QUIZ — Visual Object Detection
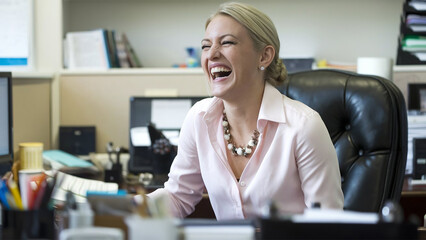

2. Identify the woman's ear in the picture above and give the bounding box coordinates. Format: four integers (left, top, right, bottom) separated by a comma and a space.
259, 45, 275, 68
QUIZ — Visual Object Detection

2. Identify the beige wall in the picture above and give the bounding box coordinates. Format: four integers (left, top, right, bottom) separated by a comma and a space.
11, 70, 426, 157
59, 73, 208, 153
12, 78, 51, 158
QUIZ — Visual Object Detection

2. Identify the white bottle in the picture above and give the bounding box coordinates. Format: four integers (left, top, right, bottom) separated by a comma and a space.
68, 202, 94, 229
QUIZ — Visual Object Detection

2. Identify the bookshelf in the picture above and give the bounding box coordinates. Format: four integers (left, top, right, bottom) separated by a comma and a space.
61, 0, 403, 69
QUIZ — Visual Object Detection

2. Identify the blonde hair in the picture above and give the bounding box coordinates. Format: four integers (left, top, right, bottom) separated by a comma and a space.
205, 2, 287, 86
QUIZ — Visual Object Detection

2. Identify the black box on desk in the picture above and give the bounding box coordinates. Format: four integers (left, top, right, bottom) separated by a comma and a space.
413, 138, 426, 179
59, 126, 96, 155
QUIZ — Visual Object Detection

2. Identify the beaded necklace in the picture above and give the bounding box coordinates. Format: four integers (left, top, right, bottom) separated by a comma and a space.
222, 111, 259, 158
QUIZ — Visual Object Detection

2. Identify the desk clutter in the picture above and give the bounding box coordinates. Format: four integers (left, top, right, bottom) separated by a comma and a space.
0, 140, 421, 239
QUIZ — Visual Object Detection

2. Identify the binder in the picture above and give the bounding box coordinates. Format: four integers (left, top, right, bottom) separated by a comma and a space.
65, 29, 111, 69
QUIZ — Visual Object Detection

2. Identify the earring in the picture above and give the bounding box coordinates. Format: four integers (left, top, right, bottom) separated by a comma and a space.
260, 66, 265, 71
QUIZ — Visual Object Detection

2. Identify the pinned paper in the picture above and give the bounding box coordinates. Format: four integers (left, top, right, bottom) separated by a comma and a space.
152, 99, 191, 129
162, 130, 180, 146
131, 127, 151, 147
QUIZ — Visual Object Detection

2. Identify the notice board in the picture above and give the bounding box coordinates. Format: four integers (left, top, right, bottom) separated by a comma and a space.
0, 0, 33, 70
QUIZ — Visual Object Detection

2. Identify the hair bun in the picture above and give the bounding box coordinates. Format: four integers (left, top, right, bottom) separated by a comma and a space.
269, 59, 287, 86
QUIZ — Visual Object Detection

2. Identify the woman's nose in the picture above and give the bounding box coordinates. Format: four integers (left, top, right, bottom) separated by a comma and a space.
207, 45, 220, 60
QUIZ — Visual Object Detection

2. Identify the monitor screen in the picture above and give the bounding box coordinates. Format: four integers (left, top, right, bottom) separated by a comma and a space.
408, 83, 426, 111
128, 96, 206, 176
0, 72, 13, 173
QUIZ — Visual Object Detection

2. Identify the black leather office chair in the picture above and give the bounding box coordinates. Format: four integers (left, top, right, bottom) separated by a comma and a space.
278, 69, 408, 212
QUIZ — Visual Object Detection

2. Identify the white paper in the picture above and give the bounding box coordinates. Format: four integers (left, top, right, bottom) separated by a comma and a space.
66, 29, 110, 70
410, 179, 426, 185
130, 127, 151, 147
125, 216, 178, 240
0, 0, 32, 69
409, 25, 426, 32
184, 226, 255, 240
415, 52, 426, 61
163, 130, 180, 146
52, 171, 118, 203
410, 2, 426, 11
292, 209, 379, 224
152, 100, 191, 129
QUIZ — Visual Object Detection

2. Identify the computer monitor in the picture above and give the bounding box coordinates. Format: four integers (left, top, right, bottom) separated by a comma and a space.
408, 83, 426, 111
0, 72, 13, 175
128, 96, 206, 175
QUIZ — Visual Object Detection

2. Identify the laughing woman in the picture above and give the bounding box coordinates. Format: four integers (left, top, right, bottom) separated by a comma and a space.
148, 2, 344, 220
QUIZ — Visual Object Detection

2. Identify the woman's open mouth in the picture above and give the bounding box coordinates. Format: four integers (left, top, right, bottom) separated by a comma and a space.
210, 66, 232, 80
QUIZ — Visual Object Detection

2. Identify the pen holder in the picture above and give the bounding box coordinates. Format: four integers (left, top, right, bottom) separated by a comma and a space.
2, 209, 55, 240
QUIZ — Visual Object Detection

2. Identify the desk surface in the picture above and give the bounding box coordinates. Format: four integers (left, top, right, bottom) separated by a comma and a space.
402, 178, 426, 195
400, 178, 426, 228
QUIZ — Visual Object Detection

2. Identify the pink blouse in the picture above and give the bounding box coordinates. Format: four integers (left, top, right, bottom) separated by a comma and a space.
149, 82, 344, 220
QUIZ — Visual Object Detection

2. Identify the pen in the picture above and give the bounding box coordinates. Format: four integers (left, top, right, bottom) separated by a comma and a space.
7, 179, 24, 210
5, 192, 17, 209
0, 180, 11, 209
33, 178, 48, 209
27, 173, 47, 210
39, 174, 59, 210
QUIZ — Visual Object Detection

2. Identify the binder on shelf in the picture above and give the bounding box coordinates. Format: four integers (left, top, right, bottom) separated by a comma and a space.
106, 30, 120, 68
122, 33, 143, 68
65, 29, 111, 70
114, 33, 131, 68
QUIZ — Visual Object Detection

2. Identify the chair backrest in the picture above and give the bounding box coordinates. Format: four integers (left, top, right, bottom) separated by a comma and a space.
278, 69, 408, 212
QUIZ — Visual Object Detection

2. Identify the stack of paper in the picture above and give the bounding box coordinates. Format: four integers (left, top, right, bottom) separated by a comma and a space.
409, 1, 426, 11
401, 9, 426, 61
43, 150, 93, 170
52, 171, 118, 203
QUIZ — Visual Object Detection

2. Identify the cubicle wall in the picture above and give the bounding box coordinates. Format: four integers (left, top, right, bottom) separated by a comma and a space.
59, 71, 209, 153
12, 78, 51, 156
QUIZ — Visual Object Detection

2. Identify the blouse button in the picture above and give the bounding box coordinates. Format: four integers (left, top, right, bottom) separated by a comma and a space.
240, 181, 246, 187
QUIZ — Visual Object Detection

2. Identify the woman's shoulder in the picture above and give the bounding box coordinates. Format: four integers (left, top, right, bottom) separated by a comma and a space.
281, 94, 321, 124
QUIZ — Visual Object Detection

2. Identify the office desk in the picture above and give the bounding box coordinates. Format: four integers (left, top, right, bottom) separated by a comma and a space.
400, 178, 426, 227
158, 178, 426, 223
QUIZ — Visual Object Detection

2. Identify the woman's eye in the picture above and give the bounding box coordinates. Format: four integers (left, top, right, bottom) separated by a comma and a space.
201, 45, 211, 50
222, 41, 235, 45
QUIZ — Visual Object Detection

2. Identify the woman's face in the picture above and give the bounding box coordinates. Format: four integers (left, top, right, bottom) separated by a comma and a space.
201, 15, 263, 100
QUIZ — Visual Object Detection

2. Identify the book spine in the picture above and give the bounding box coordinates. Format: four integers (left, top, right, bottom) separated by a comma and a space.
115, 33, 131, 68
122, 33, 142, 68
102, 29, 112, 69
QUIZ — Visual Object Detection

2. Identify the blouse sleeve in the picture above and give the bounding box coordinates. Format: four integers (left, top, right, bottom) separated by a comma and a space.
147, 105, 205, 218
295, 111, 344, 209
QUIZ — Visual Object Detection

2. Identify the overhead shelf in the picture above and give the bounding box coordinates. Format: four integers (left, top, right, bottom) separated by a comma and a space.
59, 68, 204, 76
